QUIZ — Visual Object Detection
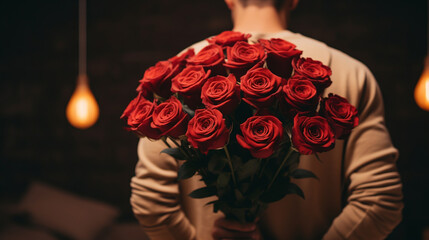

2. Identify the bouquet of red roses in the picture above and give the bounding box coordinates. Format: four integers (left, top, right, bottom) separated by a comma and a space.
122, 31, 359, 223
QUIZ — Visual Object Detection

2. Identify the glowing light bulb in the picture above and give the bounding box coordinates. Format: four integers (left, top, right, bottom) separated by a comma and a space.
66, 74, 99, 129
414, 58, 429, 111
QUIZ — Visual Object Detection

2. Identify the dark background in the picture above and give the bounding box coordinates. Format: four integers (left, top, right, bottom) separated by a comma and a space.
1, 0, 428, 239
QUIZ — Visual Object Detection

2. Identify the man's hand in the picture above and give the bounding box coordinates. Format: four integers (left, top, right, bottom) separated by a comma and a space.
211, 217, 262, 240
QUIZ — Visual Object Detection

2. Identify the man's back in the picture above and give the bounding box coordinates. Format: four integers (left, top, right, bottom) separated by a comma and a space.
130, 30, 403, 240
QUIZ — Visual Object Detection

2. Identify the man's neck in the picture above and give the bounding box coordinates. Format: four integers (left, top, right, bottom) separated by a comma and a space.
231, 5, 287, 33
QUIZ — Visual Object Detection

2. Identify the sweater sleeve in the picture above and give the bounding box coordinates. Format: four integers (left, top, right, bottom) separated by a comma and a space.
130, 138, 196, 240
323, 67, 403, 239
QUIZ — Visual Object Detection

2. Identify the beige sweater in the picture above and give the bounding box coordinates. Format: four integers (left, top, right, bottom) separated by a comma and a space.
130, 31, 403, 240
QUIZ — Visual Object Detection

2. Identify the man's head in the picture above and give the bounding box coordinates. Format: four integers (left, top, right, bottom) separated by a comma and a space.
224, 0, 299, 32
225, 0, 299, 12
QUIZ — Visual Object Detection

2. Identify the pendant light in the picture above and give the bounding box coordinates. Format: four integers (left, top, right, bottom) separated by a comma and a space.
66, 0, 99, 129
414, 0, 429, 111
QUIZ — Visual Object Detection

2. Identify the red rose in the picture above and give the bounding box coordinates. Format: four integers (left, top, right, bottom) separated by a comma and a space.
186, 108, 230, 154
151, 96, 190, 138
236, 115, 284, 159
240, 68, 284, 109
136, 81, 154, 101
259, 38, 302, 78
292, 57, 332, 92
171, 65, 211, 109
120, 92, 160, 139
139, 61, 180, 99
320, 93, 359, 139
292, 114, 335, 155
224, 41, 266, 78
168, 48, 195, 68
187, 44, 225, 75
201, 74, 241, 114
207, 31, 251, 47
282, 76, 319, 114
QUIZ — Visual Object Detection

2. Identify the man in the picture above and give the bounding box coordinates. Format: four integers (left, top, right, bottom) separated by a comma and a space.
130, 0, 403, 239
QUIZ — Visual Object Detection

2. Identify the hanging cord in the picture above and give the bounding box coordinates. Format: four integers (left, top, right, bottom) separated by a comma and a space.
79, 0, 87, 76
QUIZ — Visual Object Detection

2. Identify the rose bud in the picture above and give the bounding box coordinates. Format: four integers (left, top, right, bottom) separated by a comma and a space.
120, 92, 160, 139
282, 75, 319, 114
139, 60, 181, 99
186, 108, 230, 154
292, 114, 335, 155
201, 74, 241, 114
187, 44, 225, 76
292, 57, 332, 92
207, 31, 251, 47
136, 81, 154, 101
151, 96, 190, 139
236, 115, 284, 159
224, 41, 266, 78
168, 48, 195, 69
320, 93, 359, 139
259, 38, 302, 78
171, 65, 211, 109
240, 67, 284, 109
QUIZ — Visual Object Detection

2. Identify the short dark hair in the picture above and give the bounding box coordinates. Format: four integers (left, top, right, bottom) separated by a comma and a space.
238, 0, 286, 10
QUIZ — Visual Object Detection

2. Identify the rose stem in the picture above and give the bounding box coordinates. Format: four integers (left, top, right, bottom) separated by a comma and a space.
161, 137, 172, 148
188, 147, 210, 178
267, 147, 294, 190
168, 137, 190, 159
258, 158, 269, 179
223, 146, 237, 187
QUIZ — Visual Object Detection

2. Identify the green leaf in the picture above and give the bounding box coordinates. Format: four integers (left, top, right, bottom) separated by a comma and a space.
208, 154, 227, 173
246, 183, 264, 200
284, 151, 300, 169
239, 182, 251, 194
237, 158, 260, 181
260, 176, 291, 203
261, 181, 305, 202
189, 186, 217, 199
205, 200, 218, 206
216, 172, 231, 197
231, 155, 243, 169
234, 189, 244, 202
217, 172, 231, 188
177, 160, 199, 180
271, 141, 291, 159
161, 147, 186, 160
215, 201, 229, 213
213, 202, 219, 212
286, 182, 305, 199
291, 169, 318, 180
314, 153, 322, 163
230, 208, 247, 223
